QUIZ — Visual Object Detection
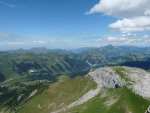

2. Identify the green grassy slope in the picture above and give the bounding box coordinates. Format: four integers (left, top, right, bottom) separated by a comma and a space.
1, 65, 150, 113
69, 88, 150, 113
0, 80, 50, 113
17, 68, 150, 113
17, 76, 96, 113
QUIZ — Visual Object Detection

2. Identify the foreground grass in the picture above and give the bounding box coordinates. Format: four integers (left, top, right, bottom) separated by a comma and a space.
69, 88, 150, 113
14, 67, 150, 113
17, 76, 96, 113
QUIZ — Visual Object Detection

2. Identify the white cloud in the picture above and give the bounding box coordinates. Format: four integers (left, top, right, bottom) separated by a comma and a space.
88, 0, 150, 17
88, 0, 150, 32
145, 10, 150, 16
144, 34, 149, 38
109, 16, 150, 32
97, 35, 150, 46
32, 40, 47, 44
121, 33, 137, 37
6, 41, 25, 45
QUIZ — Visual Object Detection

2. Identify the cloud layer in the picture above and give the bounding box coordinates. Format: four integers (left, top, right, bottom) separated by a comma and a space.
88, 0, 150, 17
88, 0, 150, 32
109, 16, 150, 32
97, 35, 150, 46
0, 32, 150, 50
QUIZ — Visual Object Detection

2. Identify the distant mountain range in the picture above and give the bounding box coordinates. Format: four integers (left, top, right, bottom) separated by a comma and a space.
1, 45, 150, 82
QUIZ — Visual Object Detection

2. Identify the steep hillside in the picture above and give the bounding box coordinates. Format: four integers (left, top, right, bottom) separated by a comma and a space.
69, 88, 150, 113
2, 66, 149, 113
0, 51, 90, 82
16, 76, 96, 113
68, 67, 150, 113
78, 45, 150, 68
0, 80, 50, 113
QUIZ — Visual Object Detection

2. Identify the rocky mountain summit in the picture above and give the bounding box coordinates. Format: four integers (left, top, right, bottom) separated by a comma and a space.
50, 66, 150, 113
89, 67, 150, 99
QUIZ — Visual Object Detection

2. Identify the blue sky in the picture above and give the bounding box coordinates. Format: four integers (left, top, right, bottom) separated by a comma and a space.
0, 0, 150, 50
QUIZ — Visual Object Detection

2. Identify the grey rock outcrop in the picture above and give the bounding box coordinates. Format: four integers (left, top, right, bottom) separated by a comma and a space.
89, 67, 125, 89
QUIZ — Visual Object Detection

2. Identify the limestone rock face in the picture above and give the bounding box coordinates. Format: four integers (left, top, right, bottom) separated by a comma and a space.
125, 67, 150, 99
89, 67, 125, 89
89, 67, 150, 99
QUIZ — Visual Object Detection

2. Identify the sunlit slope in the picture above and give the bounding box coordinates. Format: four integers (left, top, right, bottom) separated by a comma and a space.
1, 66, 150, 113
18, 66, 150, 113
69, 88, 150, 113
17, 76, 96, 113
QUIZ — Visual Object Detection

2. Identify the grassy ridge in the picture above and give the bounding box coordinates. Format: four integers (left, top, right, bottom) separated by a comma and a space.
69, 88, 150, 113
17, 76, 96, 113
